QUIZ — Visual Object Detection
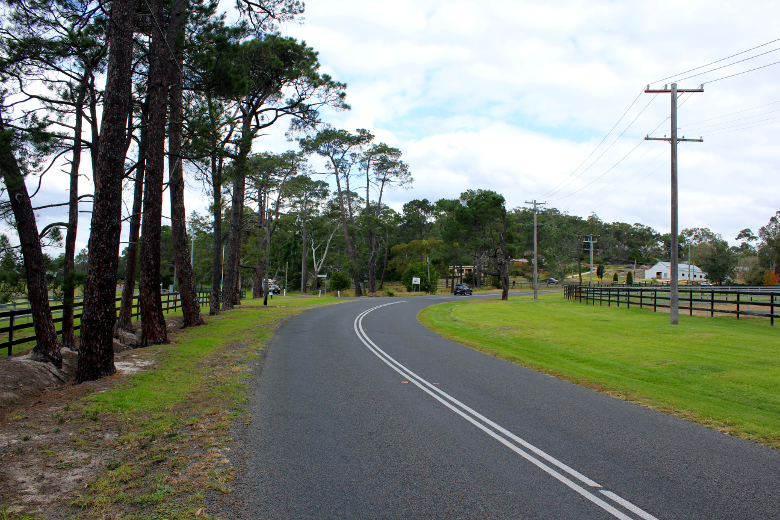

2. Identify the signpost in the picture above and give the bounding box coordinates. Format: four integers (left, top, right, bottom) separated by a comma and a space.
412, 277, 421, 292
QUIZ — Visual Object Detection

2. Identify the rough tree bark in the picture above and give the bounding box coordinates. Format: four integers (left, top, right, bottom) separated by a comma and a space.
209, 152, 223, 315
300, 220, 308, 293
0, 115, 61, 366
61, 77, 89, 351
222, 124, 250, 310
114, 101, 147, 335
167, 5, 203, 328
138, 0, 171, 346
75, 0, 137, 382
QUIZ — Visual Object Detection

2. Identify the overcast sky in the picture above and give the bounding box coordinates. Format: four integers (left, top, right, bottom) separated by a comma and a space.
263, 0, 780, 244
16, 0, 780, 256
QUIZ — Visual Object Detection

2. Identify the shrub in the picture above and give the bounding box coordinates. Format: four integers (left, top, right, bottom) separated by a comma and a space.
613, 272, 618, 282
329, 271, 350, 291
401, 262, 436, 293
626, 271, 634, 285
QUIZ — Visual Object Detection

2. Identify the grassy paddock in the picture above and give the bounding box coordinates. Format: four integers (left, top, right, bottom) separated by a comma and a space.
35, 296, 340, 519
418, 294, 780, 448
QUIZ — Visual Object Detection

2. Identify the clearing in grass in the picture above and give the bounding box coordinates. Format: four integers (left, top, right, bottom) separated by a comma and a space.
418, 293, 780, 448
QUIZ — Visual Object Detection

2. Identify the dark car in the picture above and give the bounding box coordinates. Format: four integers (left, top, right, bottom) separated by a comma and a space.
453, 284, 472, 296
541, 278, 559, 284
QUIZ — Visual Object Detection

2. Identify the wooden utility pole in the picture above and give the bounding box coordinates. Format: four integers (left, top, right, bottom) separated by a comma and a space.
583, 235, 597, 287
525, 200, 546, 300
645, 82, 703, 325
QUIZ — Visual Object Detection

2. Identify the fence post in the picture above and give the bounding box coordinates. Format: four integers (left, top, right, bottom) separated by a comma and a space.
771, 294, 774, 327
689, 290, 693, 316
8, 314, 13, 356
736, 292, 740, 320
711, 291, 714, 317
653, 290, 657, 313
627, 288, 631, 309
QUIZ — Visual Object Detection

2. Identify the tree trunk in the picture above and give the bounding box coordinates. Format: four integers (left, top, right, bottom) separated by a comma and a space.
263, 215, 271, 306
0, 115, 61, 367
167, 10, 202, 328
76, 0, 137, 382
253, 191, 265, 299
222, 119, 251, 310
114, 102, 147, 335
300, 221, 308, 293
233, 253, 242, 305
378, 231, 389, 290
138, 0, 170, 346
332, 170, 361, 296
61, 77, 89, 351
209, 154, 222, 315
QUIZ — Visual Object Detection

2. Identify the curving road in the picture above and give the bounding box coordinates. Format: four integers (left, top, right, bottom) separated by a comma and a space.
212, 293, 780, 519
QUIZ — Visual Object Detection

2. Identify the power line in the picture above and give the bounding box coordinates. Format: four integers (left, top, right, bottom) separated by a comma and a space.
682, 112, 780, 133
537, 89, 645, 199
699, 117, 780, 137
673, 46, 780, 83
650, 37, 780, 85
681, 100, 780, 127
544, 93, 658, 199
705, 58, 780, 83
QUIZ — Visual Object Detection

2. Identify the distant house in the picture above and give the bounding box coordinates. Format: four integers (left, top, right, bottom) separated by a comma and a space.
645, 261, 707, 282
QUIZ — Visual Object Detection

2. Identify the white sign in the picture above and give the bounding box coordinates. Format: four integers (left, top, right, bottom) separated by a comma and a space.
412, 277, 421, 284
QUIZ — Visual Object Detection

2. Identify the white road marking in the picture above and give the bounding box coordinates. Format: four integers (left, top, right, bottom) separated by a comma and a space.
354, 302, 659, 520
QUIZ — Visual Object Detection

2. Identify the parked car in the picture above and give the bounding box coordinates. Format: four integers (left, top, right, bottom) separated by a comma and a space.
263, 281, 281, 294
453, 284, 472, 296
541, 278, 559, 284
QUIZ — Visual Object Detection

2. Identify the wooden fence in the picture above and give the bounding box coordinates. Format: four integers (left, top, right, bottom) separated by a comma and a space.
564, 284, 779, 325
1, 290, 245, 356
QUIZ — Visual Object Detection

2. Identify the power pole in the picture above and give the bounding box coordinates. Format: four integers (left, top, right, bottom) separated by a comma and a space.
645, 82, 703, 324
525, 200, 546, 300
583, 235, 597, 287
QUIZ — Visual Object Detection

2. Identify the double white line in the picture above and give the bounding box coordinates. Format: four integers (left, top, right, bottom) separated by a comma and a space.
354, 302, 659, 520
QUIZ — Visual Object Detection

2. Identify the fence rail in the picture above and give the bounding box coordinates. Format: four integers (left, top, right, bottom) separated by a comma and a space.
1, 290, 245, 356
564, 284, 779, 325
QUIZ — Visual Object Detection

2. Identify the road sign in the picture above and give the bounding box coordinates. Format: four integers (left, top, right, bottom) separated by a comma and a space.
412, 277, 421, 284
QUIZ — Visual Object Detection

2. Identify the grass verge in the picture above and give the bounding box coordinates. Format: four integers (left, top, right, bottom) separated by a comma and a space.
418, 293, 780, 448
2, 296, 340, 519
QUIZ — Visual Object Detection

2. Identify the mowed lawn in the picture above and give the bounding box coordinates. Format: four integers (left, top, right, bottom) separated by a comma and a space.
418, 294, 780, 448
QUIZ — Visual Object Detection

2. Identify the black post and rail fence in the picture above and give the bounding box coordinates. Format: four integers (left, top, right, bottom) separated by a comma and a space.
564, 283, 778, 325
1, 290, 245, 356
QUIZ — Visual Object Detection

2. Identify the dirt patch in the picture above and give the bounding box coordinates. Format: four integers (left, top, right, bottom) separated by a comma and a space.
0, 315, 196, 518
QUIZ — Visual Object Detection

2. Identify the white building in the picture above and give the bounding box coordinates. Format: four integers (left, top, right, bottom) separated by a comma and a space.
645, 261, 707, 282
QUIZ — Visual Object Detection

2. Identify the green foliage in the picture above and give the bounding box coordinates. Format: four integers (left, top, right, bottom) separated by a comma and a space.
401, 262, 435, 293
626, 271, 633, 285
596, 263, 605, 280
612, 272, 618, 282
698, 239, 738, 285
328, 271, 350, 291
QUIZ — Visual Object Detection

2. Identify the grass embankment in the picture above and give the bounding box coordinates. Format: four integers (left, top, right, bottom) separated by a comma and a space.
418, 294, 780, 448
3, 296, 340, 519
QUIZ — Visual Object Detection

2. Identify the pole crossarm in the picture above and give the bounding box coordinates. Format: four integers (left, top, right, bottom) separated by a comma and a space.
645, 85, 704, 93
645, 136, 703, 142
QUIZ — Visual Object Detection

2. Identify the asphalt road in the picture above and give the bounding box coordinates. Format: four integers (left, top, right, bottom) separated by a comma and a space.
212, 292, 780, 519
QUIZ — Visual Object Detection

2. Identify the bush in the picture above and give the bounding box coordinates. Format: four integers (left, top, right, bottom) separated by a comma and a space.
401, 262, 436, 293
626, 271, 634, 285
613, 272, 618, 282
384, 289, 395, 297
329, 271, 350, 291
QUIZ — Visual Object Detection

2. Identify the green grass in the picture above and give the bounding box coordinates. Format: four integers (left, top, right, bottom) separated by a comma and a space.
418, 293, 780, 448
66, 296, 342, 518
